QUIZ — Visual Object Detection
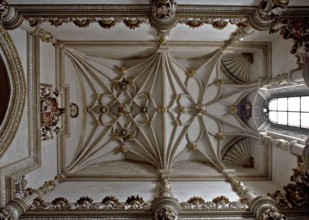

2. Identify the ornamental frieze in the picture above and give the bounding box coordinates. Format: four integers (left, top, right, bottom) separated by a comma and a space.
29, 195, 248, 212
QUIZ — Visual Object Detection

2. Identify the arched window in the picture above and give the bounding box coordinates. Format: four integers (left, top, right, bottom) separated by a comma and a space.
267, 96, 309, 129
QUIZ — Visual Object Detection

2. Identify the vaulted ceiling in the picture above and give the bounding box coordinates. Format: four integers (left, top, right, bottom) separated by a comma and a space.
1, 0, 309, 219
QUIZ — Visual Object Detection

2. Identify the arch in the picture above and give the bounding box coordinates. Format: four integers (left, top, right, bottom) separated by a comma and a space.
0, 26, 26, 157
0, 55, 10, 125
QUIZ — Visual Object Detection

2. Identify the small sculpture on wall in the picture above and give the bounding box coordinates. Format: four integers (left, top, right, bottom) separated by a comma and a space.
40, 83, 65, 141
151, 0, 177, 20
238, 99, 252, 122
69, 103, 79, 118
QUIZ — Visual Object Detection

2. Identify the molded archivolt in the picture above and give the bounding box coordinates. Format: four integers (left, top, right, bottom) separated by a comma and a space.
222, 138, 254, 169
221, 53, 254, 84
0, 55, 10, 125
0, 26, 26, 157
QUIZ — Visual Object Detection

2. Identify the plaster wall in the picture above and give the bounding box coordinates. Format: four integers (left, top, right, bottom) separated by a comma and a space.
271, 36, 298, 78
272, 145, 297, 190
244, 145, 297, 197
26, 42, 58, 188
0, 28, 28, 167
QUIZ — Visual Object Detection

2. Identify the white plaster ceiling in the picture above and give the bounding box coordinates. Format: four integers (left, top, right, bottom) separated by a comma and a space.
20, 0, 290, 182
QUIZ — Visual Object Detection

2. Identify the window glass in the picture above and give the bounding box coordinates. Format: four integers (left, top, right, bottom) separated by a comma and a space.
301, 97, 309, 111
288, 112, 300, 127
278, 112, 287, 125
288, 97, 300, 111
269, 99, 277, 110
269, 112, 277, 123
277, 98, 287, 111
268, 96, 308, 129
301, 113, 309, 128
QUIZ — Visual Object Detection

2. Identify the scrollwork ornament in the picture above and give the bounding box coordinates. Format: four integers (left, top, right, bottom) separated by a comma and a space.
98, 18, 116, 29
101, 196, 121, 208
76, 196, 93, 209
155, 205, 178, 220
0, 208, 11, 220
151, 0, 177, 21
123, 18, 143, 30
73, 18, 90, 28
260, 208, 287, 220
125, 195, 145, 209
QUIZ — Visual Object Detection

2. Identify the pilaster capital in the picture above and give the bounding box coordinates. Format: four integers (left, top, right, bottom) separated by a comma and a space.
249, 0, 289, 31
0, 193, 39, 220
249, 196, 286, 219
0, 1, 24, 30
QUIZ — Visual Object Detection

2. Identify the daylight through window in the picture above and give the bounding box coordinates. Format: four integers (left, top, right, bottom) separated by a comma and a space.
268, 96, 309, 129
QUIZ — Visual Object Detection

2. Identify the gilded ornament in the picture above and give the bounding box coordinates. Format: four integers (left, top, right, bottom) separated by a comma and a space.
28, 18, 41, 27
118, 103, 131, 115
98, 19, 116, 29
187, 69, 196, 77
101, 196, 120, 208
119, 145, 128, 153
212, 20, 228, 30
73, 18, 90, 28
229, 106, 238, 114
260, 208, 287, 220
186, 19, 204, 29
119, 66, 127, 74
76, 196, 93, 208
212, 196, 230, 205
155, 205, 178, 220
126, 195, 144, 208
151, 0, 177, 20
32, 198, 47, 208
49, 18, 65, 27
179, 106, 185, 114
187, 196, 205, 207
96, 120, 102, 126
141, 106, 148, 113
216, 132, 226, 140
100, 106, 109, 113
215, 79, 225, 87
123, 18, 142, 30
41, 32, 52, 42
51, 197, 69, 207
195, 104, 207, 115
188, 142, 197, 150
113, 134, 120, 141
69, 103, 79, 118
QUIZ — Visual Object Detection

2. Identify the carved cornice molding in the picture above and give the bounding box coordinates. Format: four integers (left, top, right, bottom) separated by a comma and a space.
10, 3, 309, 33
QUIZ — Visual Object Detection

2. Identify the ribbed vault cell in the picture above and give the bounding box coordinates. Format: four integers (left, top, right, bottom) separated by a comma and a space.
61, 45, 263, 179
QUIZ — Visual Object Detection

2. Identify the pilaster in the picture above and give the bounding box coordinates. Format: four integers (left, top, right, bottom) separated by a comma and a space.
223, 170, 286, 220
